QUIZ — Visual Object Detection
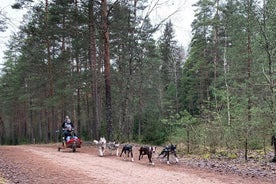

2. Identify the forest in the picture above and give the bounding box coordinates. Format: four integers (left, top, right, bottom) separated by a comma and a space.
0, 0, 276, 161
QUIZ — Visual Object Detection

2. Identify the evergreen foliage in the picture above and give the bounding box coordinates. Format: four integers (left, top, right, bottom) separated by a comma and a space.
0, 0, 275, 159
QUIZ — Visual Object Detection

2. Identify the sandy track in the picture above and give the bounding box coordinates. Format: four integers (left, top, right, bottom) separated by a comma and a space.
0, 144, 273, 184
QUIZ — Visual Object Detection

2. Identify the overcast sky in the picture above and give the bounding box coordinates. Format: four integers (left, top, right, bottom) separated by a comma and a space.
149, 0, 195, 47
0, 0, 196, 67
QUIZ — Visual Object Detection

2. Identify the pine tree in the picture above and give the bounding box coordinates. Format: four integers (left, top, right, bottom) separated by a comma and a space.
159, 20, 183, 116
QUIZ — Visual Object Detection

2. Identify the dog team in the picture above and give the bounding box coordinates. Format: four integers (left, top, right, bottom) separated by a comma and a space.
93, 137, 179, 165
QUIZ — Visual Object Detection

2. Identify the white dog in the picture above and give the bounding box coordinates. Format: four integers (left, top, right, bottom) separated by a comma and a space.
93, 137, 119, 156
93, 137, 106, 156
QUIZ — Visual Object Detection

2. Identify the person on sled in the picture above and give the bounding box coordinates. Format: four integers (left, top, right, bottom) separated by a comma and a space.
61, 115, 74, 142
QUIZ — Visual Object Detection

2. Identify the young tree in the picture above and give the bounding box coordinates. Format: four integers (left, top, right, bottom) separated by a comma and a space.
159, 20, 183, 115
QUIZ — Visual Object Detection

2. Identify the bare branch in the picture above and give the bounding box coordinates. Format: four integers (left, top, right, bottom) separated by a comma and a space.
262, 64, 271, 84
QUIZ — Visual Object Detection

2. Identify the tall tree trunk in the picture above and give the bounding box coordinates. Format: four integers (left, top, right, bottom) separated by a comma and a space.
173, 57, 179, 114
45, 0, 54, 143
245, 0, 253, 161
89, 0, 100, 140
74, 0, 82, 135
187, 128, 190, 154
120, 0, 137, 141
102, 0, 113, 141
45, 0, 53, 97
213, 0, 219, 111
0, 117, 5, 144
223, 26, 231, 126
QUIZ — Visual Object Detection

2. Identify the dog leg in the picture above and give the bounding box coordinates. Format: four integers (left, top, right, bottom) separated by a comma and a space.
116, 148, 119, 156
121, 150, 126, 160
148, 153, 154, 165
131, 151, 134, 161
166, 153, 170, 164
99, 148, 103, 157
123, 150, 127, 160
120, 148, 124, 157
174, 152, 179, 163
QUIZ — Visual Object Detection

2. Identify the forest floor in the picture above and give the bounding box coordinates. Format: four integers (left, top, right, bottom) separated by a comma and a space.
0, 143, 275, 184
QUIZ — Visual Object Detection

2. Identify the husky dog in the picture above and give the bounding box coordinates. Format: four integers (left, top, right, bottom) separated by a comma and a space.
106, 141, 120, 156
93, 137, 120, 156
158, 144, 179, 164
93, 137, 107, 156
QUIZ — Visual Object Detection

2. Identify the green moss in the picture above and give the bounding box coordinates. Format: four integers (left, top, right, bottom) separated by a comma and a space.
256, 150, 265, 155
227, 153, 238, 159
203, 153, 211, 159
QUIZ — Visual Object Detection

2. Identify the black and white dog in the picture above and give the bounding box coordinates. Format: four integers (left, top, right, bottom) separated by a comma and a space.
158, 144, 179, 164
93, 137, 119, 156
138, 146, 156, 165
106, 140, 120, 156
120, 144, 134, 161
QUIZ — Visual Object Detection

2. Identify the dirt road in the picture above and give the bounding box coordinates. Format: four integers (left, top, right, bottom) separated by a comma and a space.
0, 144, 274, 184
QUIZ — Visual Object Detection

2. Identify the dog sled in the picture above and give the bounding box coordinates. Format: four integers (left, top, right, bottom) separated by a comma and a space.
58, 128, 82, 152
